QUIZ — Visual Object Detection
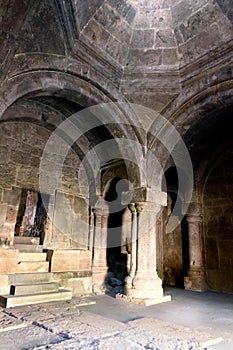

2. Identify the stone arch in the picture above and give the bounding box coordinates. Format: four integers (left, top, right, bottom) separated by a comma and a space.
101, 159, 142, 195
148, 79, 233, 149
160, 81, 233, 293
0, 70, 113, 118
147, 80, 233, 213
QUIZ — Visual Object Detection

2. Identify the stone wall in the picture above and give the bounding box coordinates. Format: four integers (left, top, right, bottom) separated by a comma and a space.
203, 150, 233, 293
0, 121, 89, 248
51, 191, 89, 250
0, 122, 50, 193
0, 187, 21, 244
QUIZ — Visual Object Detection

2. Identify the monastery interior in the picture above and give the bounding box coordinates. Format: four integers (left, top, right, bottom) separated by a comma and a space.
0, 0, 233, 308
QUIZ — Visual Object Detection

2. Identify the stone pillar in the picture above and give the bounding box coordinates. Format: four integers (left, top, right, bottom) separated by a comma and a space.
43, 194, 54, 248
125, 203, 137, 294
127, 202, 170, 305
88, 208, 94, 252
184, 203, 207, 292
121, 206, 132, 255
156, 216, 164, 280
92, 206, 109, 293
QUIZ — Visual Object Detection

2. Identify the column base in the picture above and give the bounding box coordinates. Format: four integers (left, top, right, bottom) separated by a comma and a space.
124, 273, 171, 305
92, 266, 108, 294
184, 268, 207, 292
116, 293, 171, 306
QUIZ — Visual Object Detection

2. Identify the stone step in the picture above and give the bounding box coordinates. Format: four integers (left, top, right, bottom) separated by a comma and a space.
8, 272, 52, 284
17, 261, 49, 273
0, 289, 72, 308
10, 282, 59, 295
18, 252, 47, 262
13, 244, 44, 253
13, 237, 40, 245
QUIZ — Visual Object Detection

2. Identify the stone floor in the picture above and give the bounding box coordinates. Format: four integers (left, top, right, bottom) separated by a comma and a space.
0, 287, 232, 350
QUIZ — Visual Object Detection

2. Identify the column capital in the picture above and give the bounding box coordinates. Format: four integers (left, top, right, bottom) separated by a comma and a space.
135, 202, 144, 213
186, 214, 202, 223
92, 207, 109, 217
135, 201, 162, 215
186, 202, 202, 223
128, 203, 137, 213
90, 195, 109, 216
186, 202, 202, 216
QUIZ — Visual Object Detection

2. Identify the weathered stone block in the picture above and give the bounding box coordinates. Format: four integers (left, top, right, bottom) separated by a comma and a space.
10, 150, 28, 165
171, 1, 193, 25
0, 165, 17, 189
16, 166, 39, 189
65, 277, 92, 296
128, 48, 162, 67
0, 248, 19, 274
5, 205, 18, 224
134, 12, 150, 28
163, 48, 179, 65
108, 0, 137, 25
156, 28, 176, 47
131, 29, 155, 49
107, 36, 129, 66
0, 204, 7, 224
151, 9, 172, 28
82, 19, 110, 48
2, 187, 22, 206
94, 3, 118, 30
124, 6, 137, 24
75, 0, 105, 31
0, 146, 9, 164
48, 249, 92, 272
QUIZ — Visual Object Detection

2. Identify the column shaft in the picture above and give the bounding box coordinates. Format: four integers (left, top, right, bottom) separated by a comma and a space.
92, 208, 108, 293
184, 208, 207, 292
125, 203, 137, 292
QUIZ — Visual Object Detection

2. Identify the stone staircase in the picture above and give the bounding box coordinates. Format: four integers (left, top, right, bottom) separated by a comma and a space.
0, 237, 72, 308
13, 236, 44, 253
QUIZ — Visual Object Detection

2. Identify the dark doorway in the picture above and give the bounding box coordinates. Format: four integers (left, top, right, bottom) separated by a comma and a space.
163, 166, 190, 289
104, 177, 129, 292
181, 216, 190, 282
32, 193, 50, 245
14, 190, 49, 245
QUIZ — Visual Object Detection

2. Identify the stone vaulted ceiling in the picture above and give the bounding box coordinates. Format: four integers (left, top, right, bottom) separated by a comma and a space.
0, 0, 233, 112
78, 0, 233, 70
1, 0, 233, 71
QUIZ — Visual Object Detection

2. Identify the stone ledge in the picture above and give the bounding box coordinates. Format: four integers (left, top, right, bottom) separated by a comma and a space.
51, 271, 92, 278
116, 293, 171, 306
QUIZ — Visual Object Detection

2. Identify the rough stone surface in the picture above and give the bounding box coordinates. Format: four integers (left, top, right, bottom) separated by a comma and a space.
0, 295, 222, 350
0, 325, 63, 350
0, 311, 28, 332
